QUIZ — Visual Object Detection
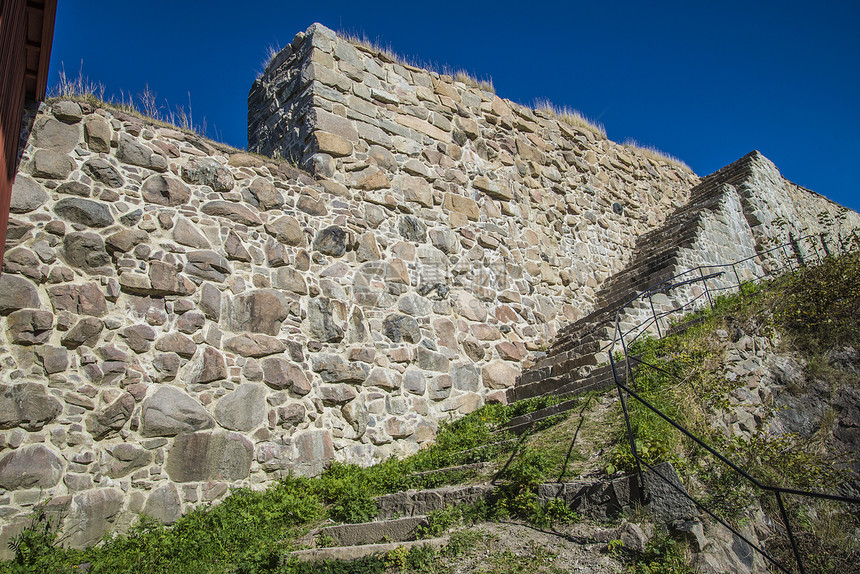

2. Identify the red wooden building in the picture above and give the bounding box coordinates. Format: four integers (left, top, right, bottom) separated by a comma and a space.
1, 0, 57, 276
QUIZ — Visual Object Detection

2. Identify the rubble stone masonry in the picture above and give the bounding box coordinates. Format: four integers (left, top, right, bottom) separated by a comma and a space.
0, 23, 856, 551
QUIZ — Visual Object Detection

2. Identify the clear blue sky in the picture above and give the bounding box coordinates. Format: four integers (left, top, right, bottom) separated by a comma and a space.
49, 1, 859, 212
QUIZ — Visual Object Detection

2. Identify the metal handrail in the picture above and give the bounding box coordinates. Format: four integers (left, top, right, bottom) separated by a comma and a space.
607, 231, 860, 574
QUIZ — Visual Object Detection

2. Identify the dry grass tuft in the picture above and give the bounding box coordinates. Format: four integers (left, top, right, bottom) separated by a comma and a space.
534, 99, 606, 138
50, 62, 213, 139
622, 138, 691, 171
48, 61, 238, 146
452, 70, 495, 93
341, 31, 408, 67
341, 31, 495, 93
257, 43, 284, 78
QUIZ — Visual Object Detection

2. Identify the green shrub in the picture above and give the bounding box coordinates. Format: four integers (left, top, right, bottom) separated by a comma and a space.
5, 503, 62, 572
610, 535, 694, 574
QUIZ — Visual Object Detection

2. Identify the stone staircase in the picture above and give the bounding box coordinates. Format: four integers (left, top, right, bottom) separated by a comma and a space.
285, 391, 640, 565
509, 152, 763, 403
285, 477, 639, 565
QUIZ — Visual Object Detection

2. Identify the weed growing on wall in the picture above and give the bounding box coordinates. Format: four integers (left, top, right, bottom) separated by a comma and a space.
621, 139, 691, 171
533, 99, 607, 139
49, 62, 212, 139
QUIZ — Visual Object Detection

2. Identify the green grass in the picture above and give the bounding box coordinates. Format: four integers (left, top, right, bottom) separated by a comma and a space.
609, 535, 695, 574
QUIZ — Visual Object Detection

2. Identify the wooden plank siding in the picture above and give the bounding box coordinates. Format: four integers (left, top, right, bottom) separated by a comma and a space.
0, 0, 56, 276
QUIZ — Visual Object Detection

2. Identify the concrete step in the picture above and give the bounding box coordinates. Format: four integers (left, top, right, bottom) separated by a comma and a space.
504, 397, 586, 435
318, 515, 429, 547
375, 484, 496, 520
289, 536, 450, 563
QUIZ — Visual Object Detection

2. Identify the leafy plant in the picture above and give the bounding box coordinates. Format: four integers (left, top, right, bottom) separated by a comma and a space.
610, 535, 694, 574
6, 502, 62, 571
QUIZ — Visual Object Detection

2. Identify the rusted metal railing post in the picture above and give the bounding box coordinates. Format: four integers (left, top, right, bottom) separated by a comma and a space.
732, 263, 744, 297
647, 293, 662, 339
699, 266, 714, 310
775, 491, 806, 574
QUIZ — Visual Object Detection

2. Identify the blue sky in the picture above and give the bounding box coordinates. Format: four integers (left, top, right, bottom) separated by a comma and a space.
49, 1, 859, 212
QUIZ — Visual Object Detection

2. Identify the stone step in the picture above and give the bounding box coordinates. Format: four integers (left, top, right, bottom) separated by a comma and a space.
287, 472, 643, 563
374, 484, 496, 520
515, 158, 755, 409
289, 537, 450, 563
508, 376, 566, 402
318, 515, 429, 547
504, 397, 586, 435
373, 476, 638, 523
547, 352, 600, 377
548, 330, 611, 357
596, 265, 680, 297
549, 364, 626, 398
595, 265, 683, 300
602, 250, 682, 280
531, 337, 606, 371
537, 476, 640, 519
517, 365, 550, 386
510, 362, 599, 402
553, 323, 609, 349
512, 362, 617, 403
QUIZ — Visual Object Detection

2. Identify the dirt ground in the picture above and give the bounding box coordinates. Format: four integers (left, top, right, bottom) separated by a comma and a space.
435, 520, 628, 573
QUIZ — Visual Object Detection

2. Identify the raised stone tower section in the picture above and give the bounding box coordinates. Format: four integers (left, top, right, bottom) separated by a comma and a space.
248, 23, 700, 322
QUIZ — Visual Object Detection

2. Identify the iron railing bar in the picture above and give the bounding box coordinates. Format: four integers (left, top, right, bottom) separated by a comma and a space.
641, 269, 716, 299
634, 456, 794, 574
775, 490, 806, 574
626, 234, 815, 309
626, 355, 693, 384
611, 314, 644, 488
650, 271, 725, 295
615, 378, 860, 505
653, 291, 707, 321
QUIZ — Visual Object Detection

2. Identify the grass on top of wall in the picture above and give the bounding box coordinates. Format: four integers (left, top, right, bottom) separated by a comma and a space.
45, 66, 305, 171
338, 31, 495, 94
533, 99, 607, 139
621, 139, 691, 171
50, 62, 214, 140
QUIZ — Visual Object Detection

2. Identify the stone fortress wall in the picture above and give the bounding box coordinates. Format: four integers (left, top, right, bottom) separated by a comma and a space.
0, 22, 856, 551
